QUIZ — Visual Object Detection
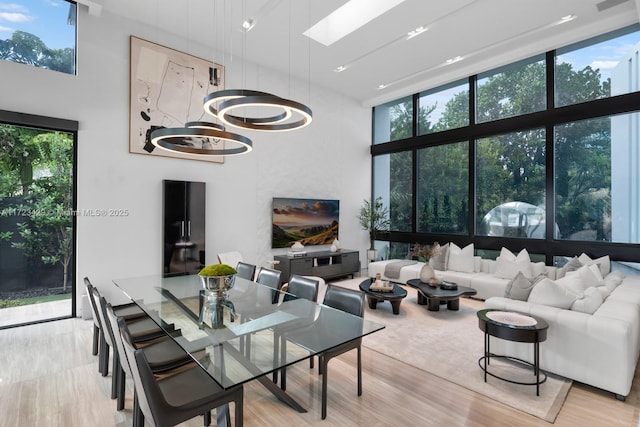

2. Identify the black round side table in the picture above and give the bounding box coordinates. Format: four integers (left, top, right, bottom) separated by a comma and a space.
477, 308, 549, 396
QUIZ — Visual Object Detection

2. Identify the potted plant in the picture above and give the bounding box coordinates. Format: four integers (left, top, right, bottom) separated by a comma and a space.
199, 263, 237, 292
198, 263, 237, 329
357, 196, 390, 261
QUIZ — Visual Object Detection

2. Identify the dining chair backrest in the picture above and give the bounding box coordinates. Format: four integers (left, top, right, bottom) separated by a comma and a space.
89, 285, 114, 347
236, 261, 256, 281
322, 284, 365, 318
84, 277, 101, 329
256, 267, 282, 290
106, 303, 133, 378
283, 275, 319, 303
217, 251, 243, 267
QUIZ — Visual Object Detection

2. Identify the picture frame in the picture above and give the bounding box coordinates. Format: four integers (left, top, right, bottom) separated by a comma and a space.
129, 36, 225, 163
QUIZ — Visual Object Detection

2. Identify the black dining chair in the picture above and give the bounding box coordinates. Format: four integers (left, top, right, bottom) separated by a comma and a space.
236, 261, 256, 281
105, 301, 202, 411
119, 317, 244, 427
84, 277, 146, 372
273, 275, 319, 385
90, 283, 175, 401
256, 266, 283, 304
281, 284, 365, 419
317, 285, 365, 419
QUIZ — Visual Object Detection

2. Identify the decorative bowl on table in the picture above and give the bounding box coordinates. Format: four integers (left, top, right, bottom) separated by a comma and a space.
199, 263, 237, 292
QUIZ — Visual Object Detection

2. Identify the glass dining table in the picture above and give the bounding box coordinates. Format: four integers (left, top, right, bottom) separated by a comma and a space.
113, 274, 385, 420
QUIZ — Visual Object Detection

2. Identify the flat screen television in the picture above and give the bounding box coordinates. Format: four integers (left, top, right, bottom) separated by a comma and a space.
272, 197, 339, 248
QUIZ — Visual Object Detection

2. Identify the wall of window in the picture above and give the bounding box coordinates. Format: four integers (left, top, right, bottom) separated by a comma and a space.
371, 24, 640, 264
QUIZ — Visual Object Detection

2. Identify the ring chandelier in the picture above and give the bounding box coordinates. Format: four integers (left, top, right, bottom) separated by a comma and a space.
150, 121, 253, 156
203, 89, 313, 132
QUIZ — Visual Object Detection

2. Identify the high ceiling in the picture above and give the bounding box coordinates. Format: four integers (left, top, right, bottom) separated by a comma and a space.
90, 0, 639, 106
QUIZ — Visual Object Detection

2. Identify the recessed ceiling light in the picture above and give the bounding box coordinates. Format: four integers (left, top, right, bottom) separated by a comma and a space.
334, 65, 348, 73
407, 26, 427, 40
445, 56, 464, 65
303, 0, 407, 46
559, 14, 576, 24
377, 84, 387, 90
242, 19, 255, 32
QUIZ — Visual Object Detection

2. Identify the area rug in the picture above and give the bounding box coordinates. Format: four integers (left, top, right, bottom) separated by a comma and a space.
326, 278, 572, 423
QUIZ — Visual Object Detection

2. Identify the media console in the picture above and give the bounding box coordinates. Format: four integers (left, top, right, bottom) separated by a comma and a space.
273, 249, 360, 284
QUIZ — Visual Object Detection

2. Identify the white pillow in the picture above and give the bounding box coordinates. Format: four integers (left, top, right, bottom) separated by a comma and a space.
447, 243, 475, 273
571, 287, 604, 314
565, 264, 603, 290
603, 272, 623, 292
531, 261, 547, 277
555, 272, 587, 297
595, 285, 611, 300
494, 248, 533, 279
528, 278, 581, 309
578, 253, 611, 277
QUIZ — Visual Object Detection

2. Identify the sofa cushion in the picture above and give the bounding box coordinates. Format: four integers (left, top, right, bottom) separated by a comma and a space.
428, 242, 449, 271
571, 287, 604, 314
578, 253, 611, 277
528, 278, 580, 309
504, 271, 544, 301
447, 243, 475, 273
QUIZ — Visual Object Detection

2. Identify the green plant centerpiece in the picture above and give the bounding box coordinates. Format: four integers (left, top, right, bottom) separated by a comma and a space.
357, 196, 390, 260
198, 263, 237, 329
199, 263, 238, 292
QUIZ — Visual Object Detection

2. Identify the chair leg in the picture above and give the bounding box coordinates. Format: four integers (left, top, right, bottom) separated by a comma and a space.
116, 366, 126, 411
133, 392, 144, 427
272, 331, 279, 384
203, 410, 211, 426
92, 325, 100, 355
357, 346, 362, 396
111, 354, 120, 399
280, 337, 287, 391
321, 358, 329, 420
310, 354, 314, 369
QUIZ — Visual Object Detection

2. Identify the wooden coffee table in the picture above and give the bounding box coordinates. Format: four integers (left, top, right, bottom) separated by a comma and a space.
359, 278, 407, 315
406, 279, 477, 311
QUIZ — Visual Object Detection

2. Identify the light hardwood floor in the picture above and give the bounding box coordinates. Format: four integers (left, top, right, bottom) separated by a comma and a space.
0, 317, 639, 427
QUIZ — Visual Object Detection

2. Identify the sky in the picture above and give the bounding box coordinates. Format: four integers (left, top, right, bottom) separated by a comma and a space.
0, 0, 75, 50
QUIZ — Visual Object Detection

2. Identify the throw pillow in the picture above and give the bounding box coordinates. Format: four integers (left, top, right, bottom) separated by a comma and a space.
578, 253, 611, 277
565, 264, 603, 290
531, 261, 547, 277
571, 287, 604, 315
447, 242, 475, 273
504, 271, 544, 301
494, 248, 533, 279
603, 272, 623, 292
528, 278, 581, 309
557, 256, 583, 279
428, 242, 449, 271
555, 273, 587, 297
595, 285, 611, 300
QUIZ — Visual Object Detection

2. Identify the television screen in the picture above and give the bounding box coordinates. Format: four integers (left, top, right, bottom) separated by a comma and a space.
272, 198, 339, 248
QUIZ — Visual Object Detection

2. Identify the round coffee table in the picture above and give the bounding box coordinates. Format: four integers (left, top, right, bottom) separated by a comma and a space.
359, 278, 407, 315
477, 309, 549, 396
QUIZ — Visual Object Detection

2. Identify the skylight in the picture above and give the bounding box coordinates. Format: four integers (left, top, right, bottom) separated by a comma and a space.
303, 0, 407, 46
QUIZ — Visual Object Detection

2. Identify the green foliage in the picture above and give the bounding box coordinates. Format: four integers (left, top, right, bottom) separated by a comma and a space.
3, 130, 74, 290
0, 31, 74, 74
357, 197, 390, 249
0, 298, 23, 308
199, 264, 237, 276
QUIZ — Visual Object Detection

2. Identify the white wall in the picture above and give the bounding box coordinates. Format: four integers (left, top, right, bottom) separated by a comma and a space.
0, 10, 371, 309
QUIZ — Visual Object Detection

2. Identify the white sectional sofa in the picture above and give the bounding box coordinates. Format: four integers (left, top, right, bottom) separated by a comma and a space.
369, 245, 640, 399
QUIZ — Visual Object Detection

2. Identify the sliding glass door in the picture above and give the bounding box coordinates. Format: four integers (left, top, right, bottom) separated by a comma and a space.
0, 120, 76, 328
